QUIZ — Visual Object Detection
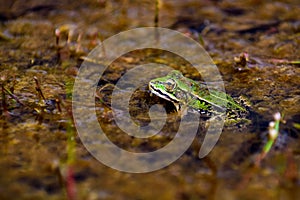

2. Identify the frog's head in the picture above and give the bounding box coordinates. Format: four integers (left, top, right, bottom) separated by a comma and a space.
148, 71, 181, 104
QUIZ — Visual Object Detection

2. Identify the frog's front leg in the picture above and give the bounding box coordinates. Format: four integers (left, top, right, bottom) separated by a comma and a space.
177, 98, 207, 116
172, 102, 189, 116
188, 98, 211, 112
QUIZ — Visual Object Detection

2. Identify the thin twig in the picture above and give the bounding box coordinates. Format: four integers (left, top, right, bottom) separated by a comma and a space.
1, 84, 9, 117
3, 87, 24, 106
34, 76, 46, 100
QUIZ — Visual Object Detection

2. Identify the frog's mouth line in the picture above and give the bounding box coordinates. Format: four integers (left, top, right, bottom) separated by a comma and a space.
149, 84, 180, 103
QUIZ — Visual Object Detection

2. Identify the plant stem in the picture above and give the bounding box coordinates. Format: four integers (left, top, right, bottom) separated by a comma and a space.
154, 0, 160, 27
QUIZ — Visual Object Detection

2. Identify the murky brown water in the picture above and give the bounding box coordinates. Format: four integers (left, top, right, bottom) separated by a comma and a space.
0, 0, 299, 199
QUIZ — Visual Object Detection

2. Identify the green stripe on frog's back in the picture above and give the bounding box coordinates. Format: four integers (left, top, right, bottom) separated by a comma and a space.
208, 90, 246, 111
172, 71, 246, 112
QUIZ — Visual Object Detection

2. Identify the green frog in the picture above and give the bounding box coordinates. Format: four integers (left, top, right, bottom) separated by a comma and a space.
149, 70, 250, 125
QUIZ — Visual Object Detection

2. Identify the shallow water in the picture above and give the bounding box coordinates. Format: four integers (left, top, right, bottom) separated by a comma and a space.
0, 0, 299, 199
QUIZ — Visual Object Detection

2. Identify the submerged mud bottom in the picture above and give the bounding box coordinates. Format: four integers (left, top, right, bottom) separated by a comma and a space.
1, 0, 300, 199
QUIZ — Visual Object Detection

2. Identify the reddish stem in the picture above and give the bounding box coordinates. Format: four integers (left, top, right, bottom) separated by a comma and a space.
66, 166, 76, 200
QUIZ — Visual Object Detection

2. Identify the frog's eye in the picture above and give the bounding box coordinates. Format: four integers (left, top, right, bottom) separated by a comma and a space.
165, 79, 176, 91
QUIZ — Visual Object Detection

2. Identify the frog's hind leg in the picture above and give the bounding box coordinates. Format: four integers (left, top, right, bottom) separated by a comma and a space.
205, 114, 226, 129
